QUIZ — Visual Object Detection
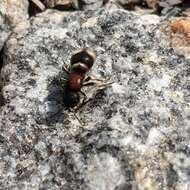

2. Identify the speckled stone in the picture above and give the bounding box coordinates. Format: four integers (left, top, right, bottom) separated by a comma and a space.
0, 3, 190, 190
0, 0, 29, 27
0, 0, 29, 53
0, 11, 10, 51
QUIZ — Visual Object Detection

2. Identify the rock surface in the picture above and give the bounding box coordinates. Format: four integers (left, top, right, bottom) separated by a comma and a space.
0, 0, 29, 55
0, 0, 29, 27
0, 3, 190, 190
0, 12, 10, 52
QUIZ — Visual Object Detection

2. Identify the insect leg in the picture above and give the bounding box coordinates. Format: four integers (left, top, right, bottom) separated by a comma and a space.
83, 75, 113, 87
69, 108, 85, 126
73, 90, 89, 112
62, 63, 70, 75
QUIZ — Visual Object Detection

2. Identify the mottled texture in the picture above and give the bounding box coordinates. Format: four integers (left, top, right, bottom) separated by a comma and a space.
0, 0, 29, 53
0, 4, 190, 190
0, 12, 10, 51
0, 0, 29, 27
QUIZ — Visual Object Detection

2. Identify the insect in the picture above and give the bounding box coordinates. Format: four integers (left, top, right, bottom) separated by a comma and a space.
62, 48, 111, 109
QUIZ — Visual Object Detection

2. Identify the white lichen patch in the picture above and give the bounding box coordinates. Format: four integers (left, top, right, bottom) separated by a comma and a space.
85, 153, 125, 190
144, 51, 162, 65
163, 90, 184, 103
82, 17, 97, 28
139, 14, 160, 25
111, 83, 126, 94
149, 74, 171, 91
38, 163, 50, 180
108, 114, 128, 132
146, 128, 165, 147
8, 96, 31, 114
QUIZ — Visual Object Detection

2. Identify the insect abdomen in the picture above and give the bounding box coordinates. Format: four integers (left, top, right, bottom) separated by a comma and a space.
67, 73, 84, 92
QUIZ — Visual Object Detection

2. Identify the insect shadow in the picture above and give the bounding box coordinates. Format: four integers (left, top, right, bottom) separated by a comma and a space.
41, 74, 67, 125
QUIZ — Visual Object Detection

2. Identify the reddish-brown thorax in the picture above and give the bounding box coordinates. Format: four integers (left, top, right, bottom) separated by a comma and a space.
67, 73, 85, 92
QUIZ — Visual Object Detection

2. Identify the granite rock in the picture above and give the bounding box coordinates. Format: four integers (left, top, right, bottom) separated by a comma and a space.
0, 3, 190, 190
0, 0, 29, 56
0, 0, 29, 27
0, 10, 10, 52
